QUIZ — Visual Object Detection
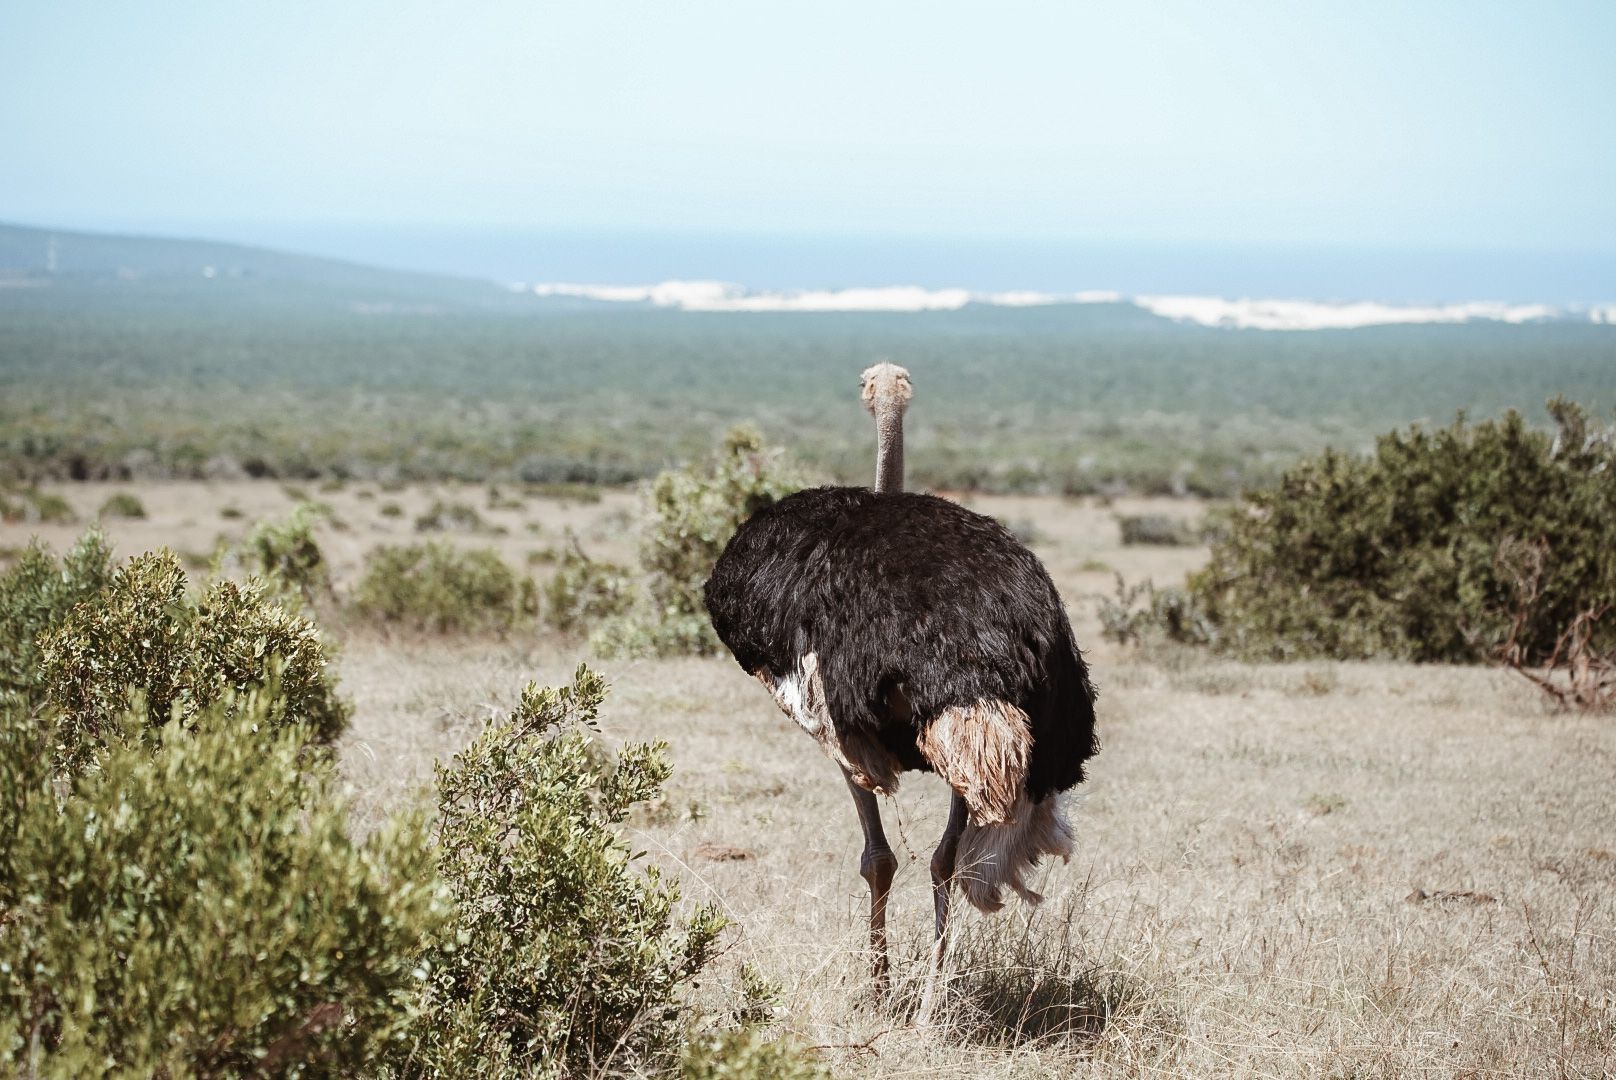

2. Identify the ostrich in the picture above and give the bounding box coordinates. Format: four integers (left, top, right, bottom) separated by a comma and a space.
703, 363, 1098, 1024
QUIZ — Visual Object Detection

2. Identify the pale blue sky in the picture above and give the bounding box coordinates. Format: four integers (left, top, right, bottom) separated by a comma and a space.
2, 1, 1613, 252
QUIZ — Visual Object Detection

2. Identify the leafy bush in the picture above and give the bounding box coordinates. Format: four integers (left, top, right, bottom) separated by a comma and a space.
415, 499, 501, 534
396, 665, 725, 1077
680, 1030, 828, 1080
541, 538, 636, 635
37, 551, 348, 773
1116, 513, 1200, 547
587, 427, 805, 658
97, 491, 147, 519
0, 488, 75, 525
352, 542, 537, 634
1097, 576, 1217, 649
525, 481, 604, 503
0, 530, 113, 706
0, 693, 442, 1077
217, 503, 331, 602
1184, 400, 1616, 663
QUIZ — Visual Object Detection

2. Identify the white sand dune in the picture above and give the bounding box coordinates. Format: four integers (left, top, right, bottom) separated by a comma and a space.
526, 280, 1610, 329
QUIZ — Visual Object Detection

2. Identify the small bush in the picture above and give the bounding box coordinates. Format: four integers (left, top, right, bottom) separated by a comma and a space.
1186, 400, 1616, 663
588, 427, 805, 659
525, 481, 603, 503
379, 500, 404, 518
395, 666, 725, 1077
0, 488, 75, 525
1116, 513, 1199, 547
1097, 575, 1217, 649
352, 542, 537, 634
0, 530, 113, 706
415, 499, 501, 534
680, 1029, 828, 1080
542, 538, 636, 634
97, 491, 147, 519
0, 693, 442, 1076
485, 484, 525, 510
37, 551, 348, 773
219, 503, 331, 602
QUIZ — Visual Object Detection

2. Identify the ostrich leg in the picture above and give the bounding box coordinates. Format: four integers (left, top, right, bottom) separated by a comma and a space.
844, 770, 898, 993
915, 791, 969, 1027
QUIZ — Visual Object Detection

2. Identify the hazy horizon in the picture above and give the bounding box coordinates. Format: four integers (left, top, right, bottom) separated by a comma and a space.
10, 215, 1616, 307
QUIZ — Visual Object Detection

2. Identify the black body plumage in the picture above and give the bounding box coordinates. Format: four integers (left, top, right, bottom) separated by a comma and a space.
704, 486, 1098, 800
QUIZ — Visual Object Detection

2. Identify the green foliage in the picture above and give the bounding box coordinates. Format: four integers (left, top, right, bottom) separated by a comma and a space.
0, 488, 75, 524
96, 491, 146, 519
589, 427, 805, 659
525, 481, 604, 503
219, 503, 331, 602
1185, 401, 1616, 662
0, 693, 443, 1078
541, 538, 636, 634
1097, 576, 1217, 650
680, 1030, 829, 1080
397, 665, 726, 1077
415, 499, 500, 534
6, 263, 1611, 496
352, 542, 537, 634
37, 551, 348, 772
0, 530, 113, 706
642, 426, 805, 623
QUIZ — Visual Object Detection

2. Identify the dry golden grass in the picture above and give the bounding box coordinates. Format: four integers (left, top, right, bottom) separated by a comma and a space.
5, 483, 1613, 1078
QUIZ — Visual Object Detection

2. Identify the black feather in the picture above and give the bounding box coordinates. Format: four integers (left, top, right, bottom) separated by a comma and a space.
703, 486, 1098, 799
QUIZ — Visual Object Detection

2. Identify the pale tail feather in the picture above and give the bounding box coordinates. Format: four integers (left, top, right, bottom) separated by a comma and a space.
954, 793, 1075, 913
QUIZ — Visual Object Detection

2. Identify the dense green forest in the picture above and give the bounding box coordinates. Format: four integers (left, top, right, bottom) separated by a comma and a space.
3, 223, 1612, 494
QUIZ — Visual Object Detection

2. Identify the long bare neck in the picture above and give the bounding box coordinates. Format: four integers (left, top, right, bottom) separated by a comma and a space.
874, 401, 905, 494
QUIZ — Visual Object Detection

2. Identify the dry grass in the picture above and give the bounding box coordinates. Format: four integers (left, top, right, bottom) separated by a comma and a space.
5, 483, 1614, 1078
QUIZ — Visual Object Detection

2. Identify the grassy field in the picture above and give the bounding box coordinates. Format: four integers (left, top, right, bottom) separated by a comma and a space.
6, 480, 1611, 1078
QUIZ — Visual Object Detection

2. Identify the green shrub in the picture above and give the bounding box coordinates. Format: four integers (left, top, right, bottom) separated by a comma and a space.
541, 538, 636, 634
352, 542, 537, 634
589, 427, 805, 658
0, 693, 442, 1077
525, 481, 604, 503
219, 503, 331, 602
485, 484, 525, 510
641, 426, 805, 627
1116, 513, 1199, 547
1185, 400, 1616, 662
379, 500, 404, 518
396, 665, 725, 1077
37, 551, 348, 773
0, 530, 113, 706
97, 491, 147, 519
0, 488, 75, 525
415, 499, 501, 534
1097, 575, 1217, 649
680, 1029, 829, 1080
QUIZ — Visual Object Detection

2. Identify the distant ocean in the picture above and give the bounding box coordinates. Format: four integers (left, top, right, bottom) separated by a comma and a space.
118, 223, 1614, 308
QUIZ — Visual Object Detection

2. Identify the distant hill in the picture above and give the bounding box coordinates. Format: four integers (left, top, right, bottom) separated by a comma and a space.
0, 221, 519, 308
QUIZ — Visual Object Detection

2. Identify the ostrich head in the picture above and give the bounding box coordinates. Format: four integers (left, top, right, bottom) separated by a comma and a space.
860, 362, 911, 494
